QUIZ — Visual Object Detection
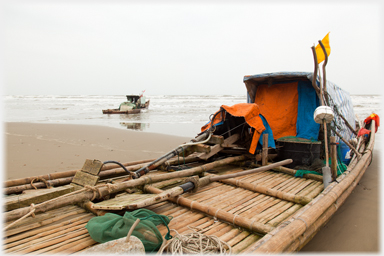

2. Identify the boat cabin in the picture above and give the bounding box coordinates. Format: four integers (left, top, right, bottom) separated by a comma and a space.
243, 72, 356, 168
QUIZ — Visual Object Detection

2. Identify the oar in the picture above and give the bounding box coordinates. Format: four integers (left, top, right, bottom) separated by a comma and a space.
127, 159, 292, 209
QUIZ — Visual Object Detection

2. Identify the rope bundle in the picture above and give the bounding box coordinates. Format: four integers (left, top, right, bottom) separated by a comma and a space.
159, 228, 231, 255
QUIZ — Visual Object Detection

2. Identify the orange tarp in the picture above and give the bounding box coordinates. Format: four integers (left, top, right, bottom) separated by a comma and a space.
254, 82, 298, 139
201, 110, 224, 132
201, 103, 265, 154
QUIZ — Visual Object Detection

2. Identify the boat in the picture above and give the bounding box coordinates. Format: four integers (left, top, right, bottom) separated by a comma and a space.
3, 42, 379, 254
102, 94, 150, 114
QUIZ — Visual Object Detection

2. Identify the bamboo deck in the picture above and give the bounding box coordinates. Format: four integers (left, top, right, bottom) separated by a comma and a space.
3, 122, 375, 254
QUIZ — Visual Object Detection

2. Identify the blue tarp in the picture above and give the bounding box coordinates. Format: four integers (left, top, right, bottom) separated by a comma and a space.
296, 80, 320, 140
257, 114, 276, 149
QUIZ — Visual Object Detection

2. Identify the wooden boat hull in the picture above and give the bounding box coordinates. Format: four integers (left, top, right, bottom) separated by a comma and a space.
102, 108, 142, 114
102, 99, 150, 114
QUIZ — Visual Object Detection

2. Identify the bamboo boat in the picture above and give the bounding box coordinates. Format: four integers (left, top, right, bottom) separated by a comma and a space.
102, 94, 150, 114
3, 43, 379, 254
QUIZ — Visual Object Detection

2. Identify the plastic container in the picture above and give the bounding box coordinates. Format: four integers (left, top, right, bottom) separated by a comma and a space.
313, 106, 334, 124
338, 140, 351, 165
276, 137, 321, 168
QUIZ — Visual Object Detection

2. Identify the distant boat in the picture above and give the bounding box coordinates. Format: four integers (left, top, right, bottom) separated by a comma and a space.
102, 94, 150, 114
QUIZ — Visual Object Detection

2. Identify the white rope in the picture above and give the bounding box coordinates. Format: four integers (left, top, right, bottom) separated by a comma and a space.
159, 227, 231, 255
4, 204, 36, 231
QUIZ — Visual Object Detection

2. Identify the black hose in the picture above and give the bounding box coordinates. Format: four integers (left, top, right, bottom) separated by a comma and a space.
103, 160, 133, 176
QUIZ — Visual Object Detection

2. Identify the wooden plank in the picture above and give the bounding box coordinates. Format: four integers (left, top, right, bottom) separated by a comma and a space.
198, 134, 240, 160
207, 135, 224, 145
70, 183, 84, 191
92, 193, 156, 210
5, 185, 74, 211
71, 172, 99, 187
81, 159, 103, 175
221, 133, 240, 147
192, 144, 211, 153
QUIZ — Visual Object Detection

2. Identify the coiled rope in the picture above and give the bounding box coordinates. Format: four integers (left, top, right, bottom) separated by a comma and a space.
158, 227, 231, 255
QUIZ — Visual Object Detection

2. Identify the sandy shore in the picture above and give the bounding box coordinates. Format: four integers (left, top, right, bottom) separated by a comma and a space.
3, 122, 380, 252
4, 122, 191, 180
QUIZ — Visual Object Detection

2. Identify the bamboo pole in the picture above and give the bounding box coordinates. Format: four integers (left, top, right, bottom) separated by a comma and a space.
227, 230, 251, 247
225, 193, 261, 213
10, 228, 89, 254
145, 186, 274, 235
204, 222, 230, 236
4, 213, 91, 244
218, 228, 242, 243
214, 175, 312, 205
310, 46, 320, 96
208, 225, 233, 238
5, 223, 88, 253
58, 237, 98, 254
212, 190, 252, 210
5, 177, 73, 195
330, 136, 338, 180
339, 114, 358, 136
4, 161, 155, 195
262, 134, 268, 166
4, 159, 155, 188
266, 164, 323, 182
244, 121, 375, 253
5, 155, 246, 222
330, 126, 361, 159
318, 40, 330, 170
267, 204, 302, 227
4, 217, 91, 250
253, 200, 291, 222
5, 208, 88, 237
30, 233, 91, 254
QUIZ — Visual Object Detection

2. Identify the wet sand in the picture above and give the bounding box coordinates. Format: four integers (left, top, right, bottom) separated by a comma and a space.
3, 122, 380, 252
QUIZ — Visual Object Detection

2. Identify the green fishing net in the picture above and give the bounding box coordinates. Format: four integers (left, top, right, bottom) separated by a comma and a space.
85, 209, 172, 252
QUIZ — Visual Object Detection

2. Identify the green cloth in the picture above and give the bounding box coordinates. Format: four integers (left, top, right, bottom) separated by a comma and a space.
85, 209, 172, 252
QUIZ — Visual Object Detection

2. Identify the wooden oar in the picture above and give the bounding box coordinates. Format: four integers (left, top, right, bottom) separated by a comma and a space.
126, 159, 293, 209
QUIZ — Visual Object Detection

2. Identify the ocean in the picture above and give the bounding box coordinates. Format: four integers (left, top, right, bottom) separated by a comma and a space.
3, 94, 381, 138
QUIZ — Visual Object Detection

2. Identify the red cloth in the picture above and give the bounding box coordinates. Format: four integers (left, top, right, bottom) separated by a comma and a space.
364, 113, 380, 133
357, 128, 371, 137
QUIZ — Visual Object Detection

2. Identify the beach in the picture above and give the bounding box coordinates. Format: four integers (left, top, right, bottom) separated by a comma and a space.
4, 122, 380, 252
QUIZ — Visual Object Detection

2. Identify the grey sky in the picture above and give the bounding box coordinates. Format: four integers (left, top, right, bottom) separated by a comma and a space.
2, 1, 383, 95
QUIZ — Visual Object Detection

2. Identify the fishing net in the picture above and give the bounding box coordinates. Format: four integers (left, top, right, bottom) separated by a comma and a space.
85, 209, 172, 252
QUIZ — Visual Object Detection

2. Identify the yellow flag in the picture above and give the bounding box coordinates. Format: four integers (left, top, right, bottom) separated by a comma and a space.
315, 32, 331, 63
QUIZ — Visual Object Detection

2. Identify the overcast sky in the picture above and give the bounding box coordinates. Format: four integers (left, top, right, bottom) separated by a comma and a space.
1, 0, 383, 95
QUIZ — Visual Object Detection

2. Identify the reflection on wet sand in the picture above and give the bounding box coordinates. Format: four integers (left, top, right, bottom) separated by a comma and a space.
120, 122, 149, 131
